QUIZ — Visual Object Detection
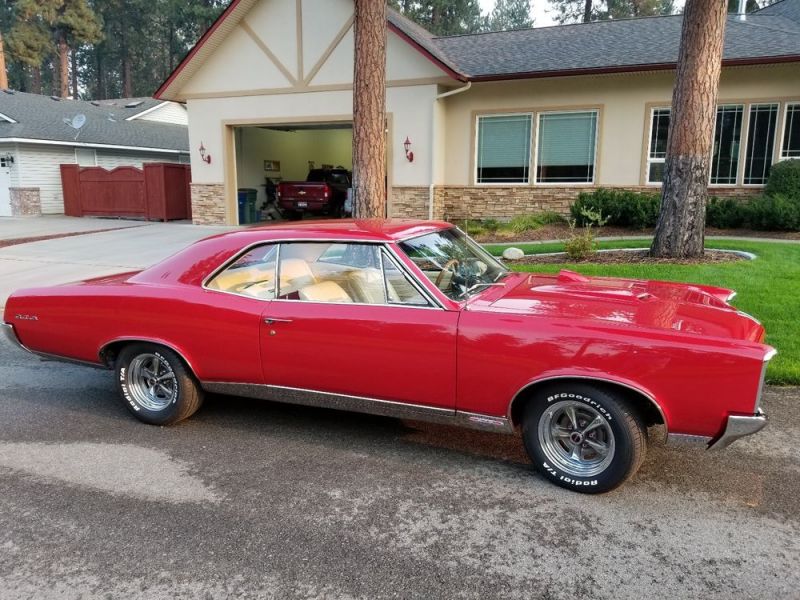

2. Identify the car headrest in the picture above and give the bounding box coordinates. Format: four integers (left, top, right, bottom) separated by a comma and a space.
298, 281, 353, 304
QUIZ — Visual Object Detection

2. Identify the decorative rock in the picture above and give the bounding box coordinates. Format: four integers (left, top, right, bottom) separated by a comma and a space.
502, 247, 525, 260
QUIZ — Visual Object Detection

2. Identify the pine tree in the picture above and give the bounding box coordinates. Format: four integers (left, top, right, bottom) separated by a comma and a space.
487, 0, 533, 31
390, 0, 484, 35
550, 0, 675, 23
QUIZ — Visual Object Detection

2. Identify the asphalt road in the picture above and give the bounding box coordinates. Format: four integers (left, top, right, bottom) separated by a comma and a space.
0, 342, 798, 600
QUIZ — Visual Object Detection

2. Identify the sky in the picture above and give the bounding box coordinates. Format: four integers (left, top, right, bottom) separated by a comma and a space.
477, 0, 687, 28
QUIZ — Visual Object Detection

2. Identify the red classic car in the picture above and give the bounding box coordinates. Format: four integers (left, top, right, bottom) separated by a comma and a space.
1, 220, 773, 493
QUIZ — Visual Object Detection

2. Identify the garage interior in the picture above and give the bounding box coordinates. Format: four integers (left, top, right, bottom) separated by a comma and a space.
234, 122, 353, 224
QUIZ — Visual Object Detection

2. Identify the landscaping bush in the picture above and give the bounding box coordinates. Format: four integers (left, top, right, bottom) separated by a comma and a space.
765, 159, 800, 200
706, 197, 747, 229
570, 189, 660, 229
507, 211, 564, 233
746, 194, 800, 231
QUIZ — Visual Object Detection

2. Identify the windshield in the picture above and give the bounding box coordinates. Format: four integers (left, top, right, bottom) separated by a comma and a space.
398, 228, 508, 301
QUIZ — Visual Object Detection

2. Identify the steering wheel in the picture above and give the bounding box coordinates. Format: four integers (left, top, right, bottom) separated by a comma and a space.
435, 259, 460, 288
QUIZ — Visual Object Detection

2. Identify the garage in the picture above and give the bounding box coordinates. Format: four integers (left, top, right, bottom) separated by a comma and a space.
233, 121, 353, 224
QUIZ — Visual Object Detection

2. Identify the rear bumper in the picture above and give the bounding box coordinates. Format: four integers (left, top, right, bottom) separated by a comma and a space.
708, 409, 768, 450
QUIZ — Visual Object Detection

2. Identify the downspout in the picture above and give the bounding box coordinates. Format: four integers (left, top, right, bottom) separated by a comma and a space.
429, 81, 472, 220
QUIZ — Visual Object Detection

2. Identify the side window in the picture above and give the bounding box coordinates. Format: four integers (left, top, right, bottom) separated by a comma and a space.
278, 242, 384, 304
382, 252, 430, 307
206, 244, 277, 299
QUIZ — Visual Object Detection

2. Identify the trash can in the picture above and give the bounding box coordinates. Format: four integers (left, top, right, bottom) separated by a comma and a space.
237, 188, 258, 224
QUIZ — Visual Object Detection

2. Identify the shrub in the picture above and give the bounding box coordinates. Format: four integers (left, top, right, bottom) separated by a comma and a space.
570, 189, 660, 229
746, 194, 800, 231
706, 197, 747, 229
506, 211, 565, 233
563, 207, 608, 260
766, 159, 800, 200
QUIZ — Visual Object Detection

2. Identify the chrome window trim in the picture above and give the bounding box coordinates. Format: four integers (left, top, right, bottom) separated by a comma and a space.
201, 240, 279, 299
380, 247, 438, 309
200, 381, 514, 434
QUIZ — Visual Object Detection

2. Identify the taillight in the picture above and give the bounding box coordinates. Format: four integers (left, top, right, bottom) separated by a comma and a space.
323, 185, 330, 198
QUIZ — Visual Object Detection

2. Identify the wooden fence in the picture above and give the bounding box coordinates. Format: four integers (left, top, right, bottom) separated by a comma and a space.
61, 163, 191, 221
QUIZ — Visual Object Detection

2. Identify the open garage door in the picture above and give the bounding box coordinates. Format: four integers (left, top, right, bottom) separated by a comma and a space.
233, 121, 353, 225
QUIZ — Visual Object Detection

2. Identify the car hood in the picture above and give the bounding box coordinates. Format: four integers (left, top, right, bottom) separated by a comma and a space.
472, 270, 764, 342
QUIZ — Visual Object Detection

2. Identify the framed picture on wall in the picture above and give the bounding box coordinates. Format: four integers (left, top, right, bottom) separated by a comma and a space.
264, 160, 281, 172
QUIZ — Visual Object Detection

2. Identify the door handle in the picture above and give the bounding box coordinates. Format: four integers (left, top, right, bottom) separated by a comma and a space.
264, 317, 293, 325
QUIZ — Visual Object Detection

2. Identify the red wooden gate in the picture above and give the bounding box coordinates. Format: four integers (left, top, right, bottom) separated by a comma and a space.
60, 163, 192, 221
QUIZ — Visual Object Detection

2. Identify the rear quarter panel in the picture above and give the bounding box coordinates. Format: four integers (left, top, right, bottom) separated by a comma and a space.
5, 282, 264, 384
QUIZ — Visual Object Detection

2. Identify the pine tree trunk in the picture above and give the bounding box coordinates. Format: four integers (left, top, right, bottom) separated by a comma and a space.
58, 33, 70, 98
0, 33, 8, 90
583, 0, 593, 22
352, 0, 387, 218
31, 66, 42, 95
71, 49, 79, 98
123, 55, 132, 97
650, 0, 727, 259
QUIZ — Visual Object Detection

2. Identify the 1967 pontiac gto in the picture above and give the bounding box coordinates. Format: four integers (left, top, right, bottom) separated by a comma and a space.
1, 220, 773, 493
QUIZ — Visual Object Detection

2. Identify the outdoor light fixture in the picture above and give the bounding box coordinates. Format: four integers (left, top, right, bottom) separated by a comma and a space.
199, 142, 212, 164
403, 137, 414, 163
1, 153, 14, 165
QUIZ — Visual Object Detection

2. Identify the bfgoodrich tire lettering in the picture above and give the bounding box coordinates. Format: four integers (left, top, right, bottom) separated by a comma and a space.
521, 383, 646, 494
115, 343, 204, 426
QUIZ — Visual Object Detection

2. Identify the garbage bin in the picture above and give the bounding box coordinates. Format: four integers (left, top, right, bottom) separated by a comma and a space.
237, 188, 258, 224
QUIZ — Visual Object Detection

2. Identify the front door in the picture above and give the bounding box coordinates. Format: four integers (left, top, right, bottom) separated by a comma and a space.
0, 157, 12, 217
259, 242, 458, 409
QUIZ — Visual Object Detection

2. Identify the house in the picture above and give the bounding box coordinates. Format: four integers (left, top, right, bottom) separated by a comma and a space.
154, 0, 800, 225
0, 93, 189, 217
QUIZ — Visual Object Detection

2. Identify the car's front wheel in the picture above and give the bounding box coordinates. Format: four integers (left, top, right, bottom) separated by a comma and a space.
521, 383, 646, 493
115, 343, 203, 425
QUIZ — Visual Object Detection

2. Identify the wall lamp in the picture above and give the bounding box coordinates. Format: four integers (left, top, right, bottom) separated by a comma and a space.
199, 142, 212, 164
403, 137, 414, 163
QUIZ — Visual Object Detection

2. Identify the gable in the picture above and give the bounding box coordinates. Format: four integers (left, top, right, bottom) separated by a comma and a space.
161, 0, 455, 100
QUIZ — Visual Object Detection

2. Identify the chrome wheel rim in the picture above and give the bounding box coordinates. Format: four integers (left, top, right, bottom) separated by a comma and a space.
126, 353, 177, 412
538, 400, 615, 478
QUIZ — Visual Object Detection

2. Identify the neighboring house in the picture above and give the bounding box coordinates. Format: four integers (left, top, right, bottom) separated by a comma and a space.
154, 0, 800, 225
0, 93, 189, 217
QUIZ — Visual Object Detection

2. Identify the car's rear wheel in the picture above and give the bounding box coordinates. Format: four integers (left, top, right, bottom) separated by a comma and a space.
115, 343, 203, 425
521, 383, 646, 493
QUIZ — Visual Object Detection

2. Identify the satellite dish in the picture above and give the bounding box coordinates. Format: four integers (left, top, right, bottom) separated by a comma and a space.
71, 114, 86, 129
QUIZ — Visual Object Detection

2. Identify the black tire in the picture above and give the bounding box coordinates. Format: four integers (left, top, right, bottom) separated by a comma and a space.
521, 383, 646, 494
115, 343, 203, 426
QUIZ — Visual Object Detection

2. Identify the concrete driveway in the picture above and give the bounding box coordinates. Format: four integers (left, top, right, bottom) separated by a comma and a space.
0, 340, 798, 599
0, 217, 237, 308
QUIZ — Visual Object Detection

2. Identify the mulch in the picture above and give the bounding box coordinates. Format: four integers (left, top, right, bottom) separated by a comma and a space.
511, 249, 746, 265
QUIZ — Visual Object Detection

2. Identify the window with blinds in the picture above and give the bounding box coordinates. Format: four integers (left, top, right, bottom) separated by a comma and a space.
743, 104, 778, 185
710, 105, 744, 185
535, 111, 598, 183
476, 114, 532, 184
647, 108, 670, 184
782, 103, 800, 160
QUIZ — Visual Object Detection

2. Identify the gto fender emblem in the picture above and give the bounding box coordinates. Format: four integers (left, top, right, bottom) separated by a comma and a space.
15, 314, 38, 321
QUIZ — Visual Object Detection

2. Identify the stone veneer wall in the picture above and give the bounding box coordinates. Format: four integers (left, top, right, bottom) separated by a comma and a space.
191, 183, 227, 225
9, 187, 41, 216
389, 187, 430, 219
433, 186, 762, 222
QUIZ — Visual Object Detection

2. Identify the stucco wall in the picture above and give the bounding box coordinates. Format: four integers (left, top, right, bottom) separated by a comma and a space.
442, 64, 800, 190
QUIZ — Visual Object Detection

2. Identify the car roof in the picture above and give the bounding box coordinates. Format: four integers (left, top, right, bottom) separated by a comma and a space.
205, 219, 453, 244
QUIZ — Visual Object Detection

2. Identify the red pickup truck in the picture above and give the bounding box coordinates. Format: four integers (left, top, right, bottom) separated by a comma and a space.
277, 169, 351, 219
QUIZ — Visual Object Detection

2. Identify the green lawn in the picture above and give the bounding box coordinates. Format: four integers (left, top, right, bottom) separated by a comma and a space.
484, 239, 800, 385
